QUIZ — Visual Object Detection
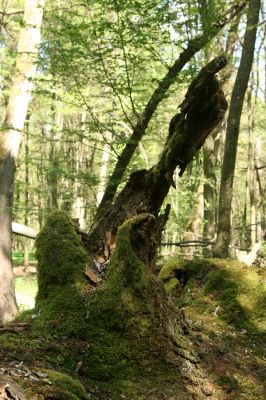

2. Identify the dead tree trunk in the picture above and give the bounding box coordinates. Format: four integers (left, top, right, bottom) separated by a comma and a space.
96, 1, 247, 216
86, 56, 228, 266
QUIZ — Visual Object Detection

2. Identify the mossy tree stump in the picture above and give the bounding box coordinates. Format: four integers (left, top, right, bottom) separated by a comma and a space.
32, 55, 230, 398
34, 210, 91, 337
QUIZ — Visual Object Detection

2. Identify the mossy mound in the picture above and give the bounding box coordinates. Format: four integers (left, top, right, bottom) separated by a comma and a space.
22, 370, 89, 400
31, 212, 187, 393
160, 257, 266, 334
159, 257, 266, 399
43, 370, 88, 400
33, 210, 90, 338
83, 215, 187, 388
29, 213, 218, 397
84, 215, 159, 380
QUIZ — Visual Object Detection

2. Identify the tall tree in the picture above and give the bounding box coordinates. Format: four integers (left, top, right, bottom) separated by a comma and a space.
0, 0, 45, 324
202, 16, 240, 256
213, 0, 261, 258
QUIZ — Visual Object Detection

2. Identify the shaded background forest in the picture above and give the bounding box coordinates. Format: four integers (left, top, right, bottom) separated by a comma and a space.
1, 0, 265, 262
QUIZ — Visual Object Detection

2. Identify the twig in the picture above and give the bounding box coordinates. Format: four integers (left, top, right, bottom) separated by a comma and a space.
161, 240, 215, 247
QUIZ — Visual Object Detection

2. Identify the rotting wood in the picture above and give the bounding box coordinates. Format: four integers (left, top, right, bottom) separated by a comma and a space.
84, 264, 102, 285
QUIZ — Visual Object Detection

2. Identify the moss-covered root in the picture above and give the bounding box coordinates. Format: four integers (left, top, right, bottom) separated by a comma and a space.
44, 370, 88, 400
33, 210, 90, 338
84, 214, 171, 381
106, 213, 155, 293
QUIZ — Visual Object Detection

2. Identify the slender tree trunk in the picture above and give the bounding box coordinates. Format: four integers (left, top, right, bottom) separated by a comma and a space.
47, 102, 63, 210
73, 113, 87, 229
202, 16, 240, 257
96, 1, 247, 216
264, 22, 266, 104
96, 131, 113, 205
255, 139, 264, 241
24, 116, 30, 267
203, 137, 216, 255
213, 0, 261, 258
0, 0, 45, 324
246, 88, 257, 247
182, 169, 204, 259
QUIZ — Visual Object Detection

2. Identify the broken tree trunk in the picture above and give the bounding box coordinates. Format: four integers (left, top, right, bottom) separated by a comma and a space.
96, 1, 247, 215
86, 56, 228, 265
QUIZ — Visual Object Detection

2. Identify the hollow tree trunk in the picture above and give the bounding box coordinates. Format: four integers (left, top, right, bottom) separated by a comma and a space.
0, 0, 45, 324
86, 56, 228, 266
213, 0, 261, 258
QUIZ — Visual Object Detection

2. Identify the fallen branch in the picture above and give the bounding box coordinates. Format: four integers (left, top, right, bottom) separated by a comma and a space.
161, 240, 215, 247
12, 223, 38, 239
0, 323, 30, 333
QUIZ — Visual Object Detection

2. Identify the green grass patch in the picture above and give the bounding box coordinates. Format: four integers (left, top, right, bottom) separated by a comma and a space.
15, 275, 38, 311
12, 250, 36, 265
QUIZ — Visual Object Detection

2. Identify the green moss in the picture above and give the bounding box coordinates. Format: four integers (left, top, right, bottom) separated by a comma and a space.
164, 277, 180, 294
33, 210, 90, 337
29, 213, 185, 390
106, 214, 151, 293
32, 285, 87, 337
86, 214, 154, 335
83, 215, 163, 381
45, 370, 88, 400
159, 257, 187, 293
162, 257, 266, 334
159, 256, 186, 280
35, 210, 90, 300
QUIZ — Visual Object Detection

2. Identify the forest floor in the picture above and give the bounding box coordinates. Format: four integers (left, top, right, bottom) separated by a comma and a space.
1, 259, 266, 400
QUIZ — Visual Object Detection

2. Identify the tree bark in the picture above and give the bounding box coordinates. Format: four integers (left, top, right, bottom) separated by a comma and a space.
246, 88, 257, 247
213, 0, 261, 258
96, 1, 247, 217
86, 56, 228, 266
47, 99, 63, 210
182, 165, 204, 259
203, 136, 216, 255
0, 0, 45, 324
96, 131, 113, 205
24, 116, 30, 266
